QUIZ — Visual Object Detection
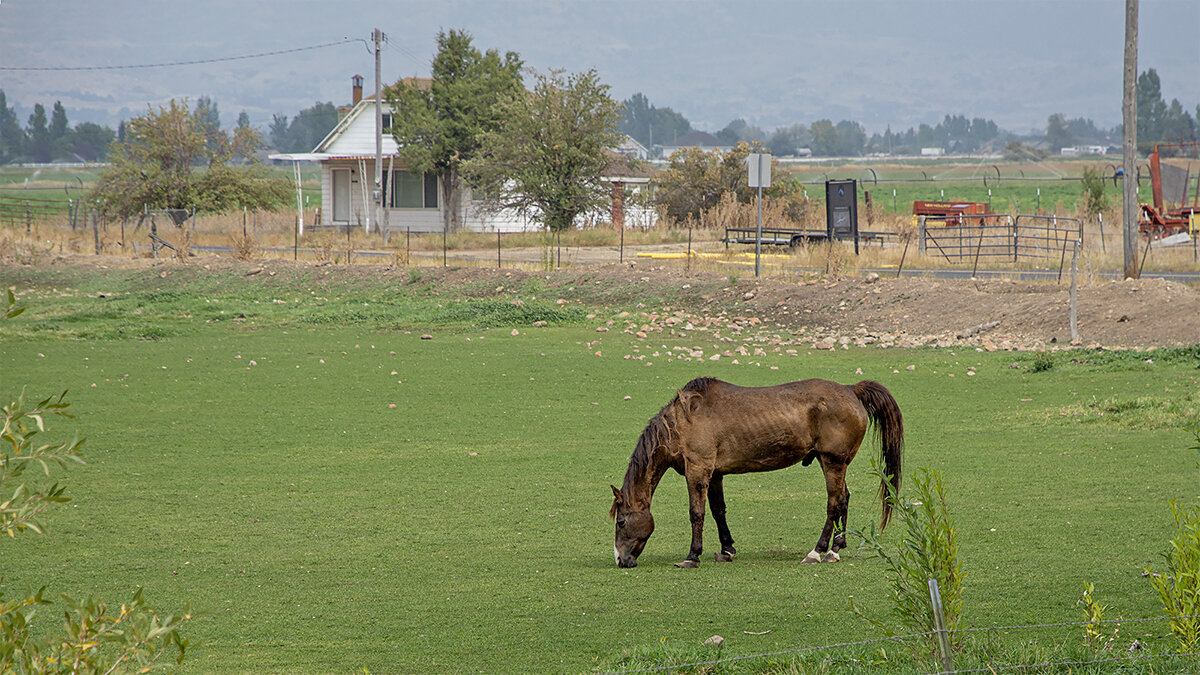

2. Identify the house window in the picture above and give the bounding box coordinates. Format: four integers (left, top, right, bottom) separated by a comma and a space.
381, 113, 393, 132
389, 170, 439, 209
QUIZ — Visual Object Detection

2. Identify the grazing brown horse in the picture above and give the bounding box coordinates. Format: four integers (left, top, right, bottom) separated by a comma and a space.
610, 377, 903, 568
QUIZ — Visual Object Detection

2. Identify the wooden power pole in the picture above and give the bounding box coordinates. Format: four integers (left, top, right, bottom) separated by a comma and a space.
372, 27, 384, 235
1122, 0, 1139, 279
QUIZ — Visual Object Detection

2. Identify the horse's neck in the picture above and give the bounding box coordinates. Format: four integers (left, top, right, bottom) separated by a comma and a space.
622, 446, 670, 508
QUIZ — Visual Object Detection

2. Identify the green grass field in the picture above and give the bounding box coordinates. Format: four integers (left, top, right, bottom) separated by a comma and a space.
1, 264, 1198, 673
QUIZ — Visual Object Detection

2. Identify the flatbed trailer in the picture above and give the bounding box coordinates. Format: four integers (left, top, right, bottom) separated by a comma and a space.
722, 227, 828, 247
722, 227, 893, 248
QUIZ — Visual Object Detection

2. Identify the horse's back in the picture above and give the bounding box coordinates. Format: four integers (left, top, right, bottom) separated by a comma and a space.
691, 378, 867, 474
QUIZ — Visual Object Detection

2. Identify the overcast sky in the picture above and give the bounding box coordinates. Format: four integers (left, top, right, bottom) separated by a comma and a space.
1, 0, 1197, 137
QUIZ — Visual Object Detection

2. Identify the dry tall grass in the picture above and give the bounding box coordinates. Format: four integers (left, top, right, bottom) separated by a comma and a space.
2, 200, 1197, 279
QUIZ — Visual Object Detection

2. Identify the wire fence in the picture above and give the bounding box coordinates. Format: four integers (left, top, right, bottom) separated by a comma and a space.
602, 614, 1200, 675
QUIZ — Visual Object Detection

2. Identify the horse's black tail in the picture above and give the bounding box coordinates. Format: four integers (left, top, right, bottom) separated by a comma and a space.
852, 380, 904, 530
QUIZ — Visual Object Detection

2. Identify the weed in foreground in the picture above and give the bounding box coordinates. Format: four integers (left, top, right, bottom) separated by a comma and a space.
1144, 429, 1200, 654
851, 466, 964, 654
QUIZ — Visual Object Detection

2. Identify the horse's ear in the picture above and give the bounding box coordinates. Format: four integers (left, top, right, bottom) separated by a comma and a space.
677, 389, 702, 422
611, 484, 623, 502
610, 485, 623, 520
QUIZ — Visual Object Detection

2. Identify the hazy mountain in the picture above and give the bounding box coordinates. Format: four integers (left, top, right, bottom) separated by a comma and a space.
1, 0, 1196, 135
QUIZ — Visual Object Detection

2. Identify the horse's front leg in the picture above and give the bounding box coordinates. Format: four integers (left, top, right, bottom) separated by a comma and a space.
708, 474, 737, 562
674, 471, 710, 568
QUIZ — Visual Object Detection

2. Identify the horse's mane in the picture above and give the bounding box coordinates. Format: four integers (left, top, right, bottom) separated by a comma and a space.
612, 377, 718, 519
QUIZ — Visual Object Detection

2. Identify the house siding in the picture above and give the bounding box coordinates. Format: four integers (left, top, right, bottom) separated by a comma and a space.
301, 97, 655, 233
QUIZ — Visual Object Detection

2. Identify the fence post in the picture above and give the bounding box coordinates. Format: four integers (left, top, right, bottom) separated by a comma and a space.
918, 216, 926, 253
928, 578, 954, 674
687, 225, 693, 274
1012, 216, 1019, 264
497, 231, 501, 269
971, 224, 984, 278
1070, 240, 1080, 343
92, 211, 100, 255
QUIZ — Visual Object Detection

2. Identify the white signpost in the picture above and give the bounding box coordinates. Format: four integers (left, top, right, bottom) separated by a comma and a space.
747, 152, 772, 277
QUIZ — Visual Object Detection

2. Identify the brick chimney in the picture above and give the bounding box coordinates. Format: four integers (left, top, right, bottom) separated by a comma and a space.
352, 74, 364, 105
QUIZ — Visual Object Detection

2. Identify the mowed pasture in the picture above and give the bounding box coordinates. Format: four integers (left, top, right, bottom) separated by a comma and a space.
1, 264, 1198, 673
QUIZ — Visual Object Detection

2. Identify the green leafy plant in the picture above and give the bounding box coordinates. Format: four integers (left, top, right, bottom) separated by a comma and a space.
1, 291, 197, 673
1080, 166, 1109, 219
852, 466, 964, 650
0, 388, 81, 537
1078, 582, 1119, 650
1145, 429, 1200, 654
1029, 351, 1055, 373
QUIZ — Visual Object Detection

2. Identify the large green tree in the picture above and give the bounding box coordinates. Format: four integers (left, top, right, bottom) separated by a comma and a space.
71, 122, 114, 162
49, 101, 70, 159
384, 29, 523, 233
269, 101, 338, 153
652, 141, 795, 223
26, 104, 49, 163
0, 91, 24, 164
617, 93, 692, 150
464, 68, 622, 232
1045, 113, 1073, 151
90, 99, 290, 220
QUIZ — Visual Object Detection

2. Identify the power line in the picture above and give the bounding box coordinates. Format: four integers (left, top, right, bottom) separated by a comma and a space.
0, 38, 360, 72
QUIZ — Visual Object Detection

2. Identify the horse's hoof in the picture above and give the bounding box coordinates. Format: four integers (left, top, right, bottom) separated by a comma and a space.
674, 560, 700, 569
821, 551, 841, 563
714, 551, 735, 563
800, 552, 822, 564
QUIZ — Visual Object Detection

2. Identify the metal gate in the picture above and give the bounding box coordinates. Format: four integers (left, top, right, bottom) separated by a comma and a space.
920, 214, 1082, 264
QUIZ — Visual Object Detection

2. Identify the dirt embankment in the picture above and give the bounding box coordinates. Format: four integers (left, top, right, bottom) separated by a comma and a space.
14, 252, 1200, 350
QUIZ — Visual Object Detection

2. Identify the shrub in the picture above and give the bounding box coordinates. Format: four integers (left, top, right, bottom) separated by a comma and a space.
1145, 430, 1200, 654
852, 466, 964, 651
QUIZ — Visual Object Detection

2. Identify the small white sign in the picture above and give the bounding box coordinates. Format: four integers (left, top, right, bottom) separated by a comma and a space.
747, 153, 771, 188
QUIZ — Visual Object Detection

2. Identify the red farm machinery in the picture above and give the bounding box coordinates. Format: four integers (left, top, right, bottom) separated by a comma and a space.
1140, 140, 1200, 239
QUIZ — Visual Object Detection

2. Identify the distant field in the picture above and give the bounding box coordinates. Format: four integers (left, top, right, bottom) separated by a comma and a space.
0, 159, 1117, 217
1, 264, 1197, 673
783, 159, 1111, 216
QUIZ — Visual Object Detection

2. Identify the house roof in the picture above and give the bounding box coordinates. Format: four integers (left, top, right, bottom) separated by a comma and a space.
664, 130, 726, 148
601, 150, 654, 182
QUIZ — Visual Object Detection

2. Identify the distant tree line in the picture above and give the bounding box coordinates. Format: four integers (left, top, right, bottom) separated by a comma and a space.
618, 68, 1197, 158
1, 67, 1196, 166
0, 91, 339, 164
0, 91, 115, 164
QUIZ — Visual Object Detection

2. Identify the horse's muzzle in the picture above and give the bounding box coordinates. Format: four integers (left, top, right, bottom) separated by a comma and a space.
615, 546, 638, 568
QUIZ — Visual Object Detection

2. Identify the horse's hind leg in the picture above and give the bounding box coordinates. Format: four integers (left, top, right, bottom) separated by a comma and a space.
708, 474, 736, 562
803, 460, 849, 564
832, 486, 850, 552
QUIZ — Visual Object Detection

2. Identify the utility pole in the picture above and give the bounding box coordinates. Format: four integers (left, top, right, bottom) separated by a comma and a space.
1122, 0, 1139, 278
372, 27, 384, 235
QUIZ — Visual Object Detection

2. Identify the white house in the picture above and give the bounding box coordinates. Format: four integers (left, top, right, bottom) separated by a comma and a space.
271, 76, 538, 234
272, 76, 656, 235
657, 130, 733, 159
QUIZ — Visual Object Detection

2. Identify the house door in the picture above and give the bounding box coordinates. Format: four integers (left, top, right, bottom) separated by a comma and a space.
332, 169, 350, 223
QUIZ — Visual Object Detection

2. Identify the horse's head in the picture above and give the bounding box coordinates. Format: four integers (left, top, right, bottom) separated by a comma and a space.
610, 485, 654, 568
